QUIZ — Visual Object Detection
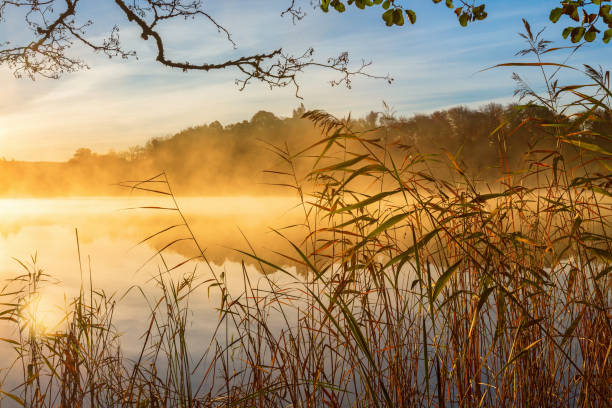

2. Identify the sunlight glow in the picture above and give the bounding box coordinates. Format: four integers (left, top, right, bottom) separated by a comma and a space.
0, 126, 6, 149
22, 293, 65, 336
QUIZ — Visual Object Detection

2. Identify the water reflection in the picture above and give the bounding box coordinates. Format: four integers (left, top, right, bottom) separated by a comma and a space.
0, 196, 303, 375
0, 196, 303, 268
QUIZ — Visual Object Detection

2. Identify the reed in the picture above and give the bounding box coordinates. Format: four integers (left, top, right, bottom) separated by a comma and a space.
0, 23, 610, 407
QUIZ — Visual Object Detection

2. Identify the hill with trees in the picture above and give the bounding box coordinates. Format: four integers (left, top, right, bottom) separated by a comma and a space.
3, 101, 607, 197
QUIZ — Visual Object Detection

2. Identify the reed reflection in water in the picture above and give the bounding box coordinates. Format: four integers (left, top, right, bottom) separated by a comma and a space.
0, 196, 302, 357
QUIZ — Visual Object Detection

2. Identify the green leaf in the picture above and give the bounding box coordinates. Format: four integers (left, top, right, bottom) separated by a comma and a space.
432, 260, 461, 301
470, 186, 523, 204
561, 310, 584, 346
493, 289, 506, 343
589, 185, 612, 198
382, 9, 394, 26
562, 26, 573, 39
366, 212, 410, 239
334, 164, 387, 193
562, 138, 612, 155
459, 13, 469, 27
383, 228, 441, 269
476, 11, 487, 20
473, 4, 486, 19
468, 286, 495, 337
571, 26, 585, 43
552, 155, 562, 185
602, 5, 612, 20
333, 189, 400, 214
570, 6, 580, 22
393, 8, 404, 26
604, 28, 612, 43
406, 9, 417, 24
587, 246, 612, 262
585, 27, 597, 42
0, 390, 24, 406
549, 7, 564, 23
495, 339, 542, 378
311, 154, 370, 174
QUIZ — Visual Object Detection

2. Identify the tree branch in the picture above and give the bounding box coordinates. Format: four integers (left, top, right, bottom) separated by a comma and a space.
0, 0, 392, 95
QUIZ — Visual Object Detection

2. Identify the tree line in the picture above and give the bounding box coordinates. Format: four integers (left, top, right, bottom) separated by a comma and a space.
1, 102, 606, 197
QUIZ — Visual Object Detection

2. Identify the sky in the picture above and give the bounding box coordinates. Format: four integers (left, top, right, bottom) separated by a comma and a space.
1, 0, 611, 161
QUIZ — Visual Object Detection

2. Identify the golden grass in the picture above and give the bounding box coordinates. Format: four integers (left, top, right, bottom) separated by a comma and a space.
0, 24, 610, 407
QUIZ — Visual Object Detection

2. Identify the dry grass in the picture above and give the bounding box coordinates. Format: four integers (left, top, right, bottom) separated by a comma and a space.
0, 24, 610, 407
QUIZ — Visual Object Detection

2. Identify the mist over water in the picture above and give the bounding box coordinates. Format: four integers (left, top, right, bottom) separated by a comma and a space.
1, 102, 610, 406
0, 195, 302, 280
0, 196, 302, 361
1, 104, 585, 198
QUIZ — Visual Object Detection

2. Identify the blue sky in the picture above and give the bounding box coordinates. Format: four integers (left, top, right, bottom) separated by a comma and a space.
1, 0, 611, 160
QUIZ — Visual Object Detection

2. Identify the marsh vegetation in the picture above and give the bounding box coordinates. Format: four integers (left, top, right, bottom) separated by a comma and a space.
0, 27, 611, 407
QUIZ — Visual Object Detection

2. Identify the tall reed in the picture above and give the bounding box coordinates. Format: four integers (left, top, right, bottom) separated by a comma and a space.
0, 22, 610, 407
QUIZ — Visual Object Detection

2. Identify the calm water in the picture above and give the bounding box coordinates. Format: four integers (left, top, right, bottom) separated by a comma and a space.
0, 196, 302, 364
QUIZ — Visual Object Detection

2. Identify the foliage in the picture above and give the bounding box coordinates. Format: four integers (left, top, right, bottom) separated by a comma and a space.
549, 0, 612, 43
320, 0, 612, 44
320, 0, 486, 28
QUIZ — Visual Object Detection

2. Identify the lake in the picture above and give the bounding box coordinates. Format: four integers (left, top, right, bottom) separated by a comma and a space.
1, 192, 608, 407
0, 196, 304, 371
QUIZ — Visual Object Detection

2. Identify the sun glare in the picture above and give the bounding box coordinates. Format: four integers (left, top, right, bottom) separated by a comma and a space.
22, 293, 65, 336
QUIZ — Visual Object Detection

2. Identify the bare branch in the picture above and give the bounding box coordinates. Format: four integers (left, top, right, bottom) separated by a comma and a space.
0, 0, 391, 95
0, 0, 86, 78
281, 0, 306, 24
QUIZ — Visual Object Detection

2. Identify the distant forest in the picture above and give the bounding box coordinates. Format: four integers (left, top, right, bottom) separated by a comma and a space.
2, 103, 608, 197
